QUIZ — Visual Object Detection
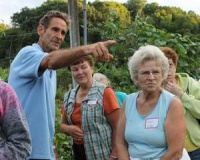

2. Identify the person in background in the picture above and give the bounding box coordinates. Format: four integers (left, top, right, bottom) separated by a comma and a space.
8, 10, 116, 159
93, 72, 127, 107
0, 80, 31, 159
61, 55, 120, 160
116, 45, 186, 159
160, 46, 200, 160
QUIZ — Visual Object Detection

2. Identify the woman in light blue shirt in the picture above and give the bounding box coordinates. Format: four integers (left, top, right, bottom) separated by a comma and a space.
116, 45, 186, 160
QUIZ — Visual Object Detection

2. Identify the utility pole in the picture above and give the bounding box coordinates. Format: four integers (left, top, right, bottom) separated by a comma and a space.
83, 0, 87, 45
68, 0, 80, 88
68, 0, 80, 47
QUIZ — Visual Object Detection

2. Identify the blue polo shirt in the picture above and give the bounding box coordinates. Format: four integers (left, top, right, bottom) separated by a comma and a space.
8, 43, 56, 159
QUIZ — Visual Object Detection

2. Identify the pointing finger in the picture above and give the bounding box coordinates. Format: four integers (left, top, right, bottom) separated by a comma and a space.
102, 40, 116, 47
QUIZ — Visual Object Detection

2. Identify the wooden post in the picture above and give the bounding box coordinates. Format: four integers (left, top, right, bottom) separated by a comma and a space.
68, 0, 80, 88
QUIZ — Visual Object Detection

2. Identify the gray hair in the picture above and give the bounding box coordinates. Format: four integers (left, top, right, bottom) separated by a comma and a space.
39, 10, 70, 29
128, 45, 169, 85
93, 73, 111, 86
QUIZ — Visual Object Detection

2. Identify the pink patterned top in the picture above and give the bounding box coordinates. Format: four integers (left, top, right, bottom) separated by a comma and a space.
0, 81, 31, 159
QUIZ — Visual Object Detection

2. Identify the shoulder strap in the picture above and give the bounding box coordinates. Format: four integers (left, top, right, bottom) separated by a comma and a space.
64, 90, 71, 109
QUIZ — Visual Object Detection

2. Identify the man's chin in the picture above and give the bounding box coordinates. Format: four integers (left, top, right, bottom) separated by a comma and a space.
51, 46, 60, 51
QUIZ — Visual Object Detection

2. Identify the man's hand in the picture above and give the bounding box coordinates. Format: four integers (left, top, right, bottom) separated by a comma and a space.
85, 40, 116, 62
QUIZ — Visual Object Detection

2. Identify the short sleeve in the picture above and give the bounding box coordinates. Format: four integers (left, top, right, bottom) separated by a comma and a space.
103, 88, 120, 115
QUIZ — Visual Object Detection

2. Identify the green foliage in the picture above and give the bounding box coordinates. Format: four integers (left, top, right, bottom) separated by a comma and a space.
11, 1, 68, 31
143, 2, 159, 16
0, 67, 8, 81
1, 1, 200, 159
56, 68, 72, 99
125, 0, 147, 19
54, 102, 72, 159
0, 23, 10, 32
0, 28, 37, 61
54, 68, 73, 159
142, 3, 200, 36
91, 1, 131, 26
91, 15, 200, 89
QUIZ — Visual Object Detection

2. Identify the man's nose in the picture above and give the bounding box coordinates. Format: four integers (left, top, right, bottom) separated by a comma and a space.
56, 32, 63, 39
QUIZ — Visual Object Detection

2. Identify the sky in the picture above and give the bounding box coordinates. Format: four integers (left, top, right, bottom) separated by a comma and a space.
0, 0, 200, 25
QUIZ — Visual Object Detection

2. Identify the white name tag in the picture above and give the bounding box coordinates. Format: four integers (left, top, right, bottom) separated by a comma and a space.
130, 157, 160, 160
87, 99, 97, 105
145, 118, 159, 129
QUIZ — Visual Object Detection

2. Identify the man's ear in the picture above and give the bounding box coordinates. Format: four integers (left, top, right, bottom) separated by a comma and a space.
37, 24, 44, 35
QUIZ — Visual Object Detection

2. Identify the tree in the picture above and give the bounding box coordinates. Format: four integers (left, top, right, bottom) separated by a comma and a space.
142, 4, 200, 36
11, 0, 68, 31
86, 1, 131, 43
125, 0, 147, 19
1, 1, 200, 159
143, 2, 159, 16
88, 1, 131, 26
0, 23, 10, 32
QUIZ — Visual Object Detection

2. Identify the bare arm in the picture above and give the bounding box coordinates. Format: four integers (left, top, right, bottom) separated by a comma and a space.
161, 97, 186, 160
40, 40, 116, 70
60, 112, 84, 142
106, 108, 120, 159
116, 104, 130, 160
